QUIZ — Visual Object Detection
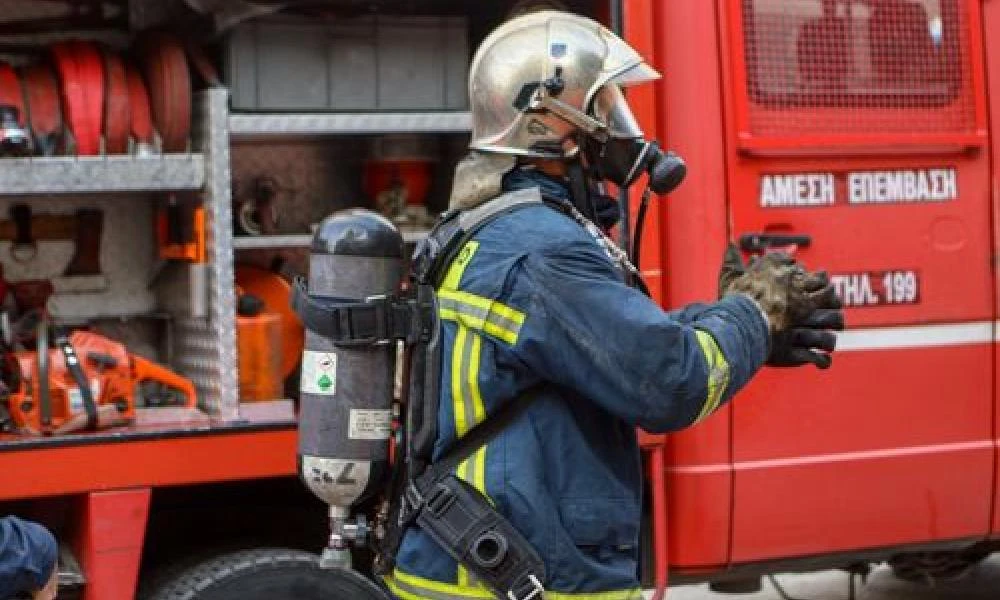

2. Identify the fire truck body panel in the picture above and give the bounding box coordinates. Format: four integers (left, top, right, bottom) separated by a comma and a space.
652, 0, 1000, 572
649, 0, 739, 570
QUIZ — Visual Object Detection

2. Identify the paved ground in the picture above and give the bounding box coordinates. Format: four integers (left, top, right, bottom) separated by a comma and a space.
666, 556, 1000, 599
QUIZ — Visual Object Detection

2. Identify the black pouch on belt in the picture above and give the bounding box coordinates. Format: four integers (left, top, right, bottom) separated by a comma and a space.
399, 390, 549, 600
409, 471, 547, 600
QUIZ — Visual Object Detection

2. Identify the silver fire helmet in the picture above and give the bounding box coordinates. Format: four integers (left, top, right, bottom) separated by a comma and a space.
468, 10, 659, 159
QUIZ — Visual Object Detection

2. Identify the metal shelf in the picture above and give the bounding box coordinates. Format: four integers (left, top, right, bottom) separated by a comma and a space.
228, 111, 472, 137
0, 154, 205, 194
233, 229, 429, 249
233, 234, 312, 249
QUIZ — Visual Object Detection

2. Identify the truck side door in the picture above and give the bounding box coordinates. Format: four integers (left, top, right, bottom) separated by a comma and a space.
720, 0, 993, 562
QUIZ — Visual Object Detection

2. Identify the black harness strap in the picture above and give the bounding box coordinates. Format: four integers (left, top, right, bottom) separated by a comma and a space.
291, 280, 435, 347
410, 389, 541, 494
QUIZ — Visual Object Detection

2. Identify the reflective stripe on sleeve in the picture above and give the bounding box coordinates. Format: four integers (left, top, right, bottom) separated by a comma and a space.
693, 329, 731, 423
437, 238, 524, 345
438, 290, 524, 345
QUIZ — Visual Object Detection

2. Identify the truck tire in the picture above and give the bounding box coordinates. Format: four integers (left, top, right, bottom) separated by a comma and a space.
144, 548, 390, 600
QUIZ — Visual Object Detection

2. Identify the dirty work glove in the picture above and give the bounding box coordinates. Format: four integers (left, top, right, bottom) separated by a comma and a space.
718, 245, 801, 332
718, 244, 844, 368
768, 269, 844, 369
768, 308, 844, 369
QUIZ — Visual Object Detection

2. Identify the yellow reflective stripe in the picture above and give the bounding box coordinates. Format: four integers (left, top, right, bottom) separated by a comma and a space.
456, 456, 471, 481
693, 330, 731, 422
384, 577, 427, 600
456, 564, 470, 588
386, 570, 492, 600
441, 241, 480, 291
483, 320, 518, 345
439, 289, 526, 328
436, 239, 524, 345
473, 446, 487, 502
386, 570, 643, 600
457, 331, 489, 585
438, 291, 524, 345
439, 307, 520, 345
452, 326, 469, 435
467, 331, 491, 503
468, 333, 485, 426
437, 240, 508, 588
452, 323, 473, 582
441, 289, 527, 326
547, 590, 645, 600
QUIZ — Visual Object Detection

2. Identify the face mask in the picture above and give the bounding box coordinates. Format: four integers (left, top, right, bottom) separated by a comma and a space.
583, 136, 687, 194
584, 85, 687, 194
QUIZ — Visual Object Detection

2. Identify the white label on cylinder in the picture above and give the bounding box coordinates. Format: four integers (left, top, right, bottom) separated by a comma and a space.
301, 350, 338, 395
348, 409, 392, 440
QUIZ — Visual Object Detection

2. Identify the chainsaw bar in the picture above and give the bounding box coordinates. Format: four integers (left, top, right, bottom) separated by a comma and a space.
102, 49, 129, 154
52, 41, 105, 156
138, 33, 191, 153
19, 62, 63, 156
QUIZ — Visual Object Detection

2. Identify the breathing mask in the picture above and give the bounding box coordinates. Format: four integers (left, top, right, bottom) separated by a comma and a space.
582, 85, 686, 195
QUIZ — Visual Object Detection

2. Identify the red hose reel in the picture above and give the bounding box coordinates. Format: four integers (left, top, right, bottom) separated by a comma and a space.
0, 35, 193, 157
52, 40, 105, 155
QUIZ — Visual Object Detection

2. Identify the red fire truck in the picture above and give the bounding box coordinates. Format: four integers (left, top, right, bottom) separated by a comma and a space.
2, 0, 999, 598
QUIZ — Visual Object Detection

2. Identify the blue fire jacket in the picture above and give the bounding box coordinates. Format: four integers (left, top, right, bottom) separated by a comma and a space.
0, 516, 57, 598
385, 173, 769, 599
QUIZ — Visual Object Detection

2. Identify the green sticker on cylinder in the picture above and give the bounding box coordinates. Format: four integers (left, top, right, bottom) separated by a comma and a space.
301, 350, 337, 395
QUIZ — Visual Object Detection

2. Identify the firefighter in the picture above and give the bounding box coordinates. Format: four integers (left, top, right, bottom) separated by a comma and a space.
383, 10, 843, 600
0, 516, 59, 599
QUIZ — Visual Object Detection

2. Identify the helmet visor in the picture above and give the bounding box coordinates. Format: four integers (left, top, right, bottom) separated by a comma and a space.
591, 84, 644, 139
608, 61, 660, 88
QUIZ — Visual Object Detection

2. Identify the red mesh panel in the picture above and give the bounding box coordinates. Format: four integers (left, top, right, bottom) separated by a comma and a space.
741, 0, 977, 138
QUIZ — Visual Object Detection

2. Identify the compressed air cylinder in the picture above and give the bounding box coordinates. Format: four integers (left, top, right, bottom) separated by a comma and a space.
298, 209, 403, 510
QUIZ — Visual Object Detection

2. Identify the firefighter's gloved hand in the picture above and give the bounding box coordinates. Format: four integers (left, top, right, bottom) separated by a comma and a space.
767, 308, 844, 369
718, 245, 800, 332
771, 270, 844, 368
788, 268, 842, 323
718, 244, 843, 334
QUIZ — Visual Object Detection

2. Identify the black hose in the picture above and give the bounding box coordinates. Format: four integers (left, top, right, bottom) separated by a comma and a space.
625, 188, 654, 297
630, 187, 653, 271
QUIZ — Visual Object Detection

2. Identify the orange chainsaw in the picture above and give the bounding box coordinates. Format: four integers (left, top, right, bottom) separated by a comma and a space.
2, 326, 197, 435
